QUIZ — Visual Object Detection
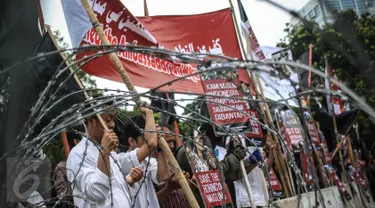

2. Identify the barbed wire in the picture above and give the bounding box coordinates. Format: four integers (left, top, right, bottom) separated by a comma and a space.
1, 13, 373, 208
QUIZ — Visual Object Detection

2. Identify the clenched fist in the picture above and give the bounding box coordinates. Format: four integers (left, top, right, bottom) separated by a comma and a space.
139, 106, 153, 116
101, 130, 118, 152
126, 166, 144, 186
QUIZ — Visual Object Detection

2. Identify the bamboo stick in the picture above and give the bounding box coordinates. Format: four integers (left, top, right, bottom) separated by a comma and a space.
226, 0, 257, 204
227, 0, 293, 197
61, 132, 70, 157
331, 104, 348, 182
47, 26, 111, 153
255, 76, 294, 197
80, 1, 199, 207
274, 110, 296, 195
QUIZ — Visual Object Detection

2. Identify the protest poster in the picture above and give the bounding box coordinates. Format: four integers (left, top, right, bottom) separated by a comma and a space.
201, 79, 264, 146
184, 136, 233, 207
195, 170, 232, 207
278, 109, 304, 151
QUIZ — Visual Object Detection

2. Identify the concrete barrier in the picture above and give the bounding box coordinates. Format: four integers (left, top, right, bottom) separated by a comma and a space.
271, 183, 375, 208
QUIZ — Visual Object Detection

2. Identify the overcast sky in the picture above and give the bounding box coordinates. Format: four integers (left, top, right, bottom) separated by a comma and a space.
40, 0, 309, 113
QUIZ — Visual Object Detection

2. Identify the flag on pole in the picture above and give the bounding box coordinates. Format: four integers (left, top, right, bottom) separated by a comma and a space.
237, 0, 265, 61
144, 0, 149, 16
1, 31, 85, 207
150, 91, 177, 126
324, 56, 346, 115
61, 0, 207, 93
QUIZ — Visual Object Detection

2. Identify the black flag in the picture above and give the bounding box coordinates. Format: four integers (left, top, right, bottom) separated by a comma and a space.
1, 32, 85, 206
150, 91, 177, 125
315, 108, 360, 151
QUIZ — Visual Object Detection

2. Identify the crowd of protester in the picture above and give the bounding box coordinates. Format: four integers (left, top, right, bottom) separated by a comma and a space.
42, 102, 375, 208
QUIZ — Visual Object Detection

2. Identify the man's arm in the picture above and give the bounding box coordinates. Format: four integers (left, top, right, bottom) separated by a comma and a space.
53, 162, 73, 201
219, 154, 241, 181
156, 185, 173, 202
156, 151, 170, 182
136, 107, 158, 163
157, 173, 185, 202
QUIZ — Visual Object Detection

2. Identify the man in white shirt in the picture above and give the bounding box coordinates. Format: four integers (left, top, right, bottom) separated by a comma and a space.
67, 102, 158, 208
123, 115, 170, 208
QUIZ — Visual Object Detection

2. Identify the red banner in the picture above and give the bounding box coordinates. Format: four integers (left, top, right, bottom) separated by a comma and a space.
201, 79, 263, 139
279, 122, 303, 150
138, 8, 250, 85
268, 168, 283, 190
77, 0, 203, 93
194, 170, 232, 207
77, 3, 251, 93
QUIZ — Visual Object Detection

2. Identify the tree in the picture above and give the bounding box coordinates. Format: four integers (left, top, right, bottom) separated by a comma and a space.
278, 10, 375, 154
179, 95, 206, 137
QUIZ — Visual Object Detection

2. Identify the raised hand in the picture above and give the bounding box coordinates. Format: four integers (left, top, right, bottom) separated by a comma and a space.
101, 130, 118, 152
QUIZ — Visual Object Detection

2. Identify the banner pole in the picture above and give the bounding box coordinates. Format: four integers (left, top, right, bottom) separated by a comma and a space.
226, 0, 258, 205
61, 131, 70, 158
228, 0, 292, 198
331, 105, 348, 182
307, 44, 313, 107
80, 1, 199, 207
47, 26, 111, 150
254, 66, 294, 197
274, 110, 297, 194
240, 137, 256, 208
165, 93, 183, 147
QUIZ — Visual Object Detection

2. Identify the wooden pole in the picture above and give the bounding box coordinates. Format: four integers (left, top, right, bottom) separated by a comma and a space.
331, 105, 348, 182
61, 131, 70, 157
255, 76, 294, 197
347, 135, 355, 166
240, 137, 256, 208
165, 93, 183, 147
330, 136, 348, 160
274, 110, 297, 195
47, 26, 111, 154
226, 0, 259, 204
80, 1, 199, 207
143, 0, 149, 16
228, 0, 293, 197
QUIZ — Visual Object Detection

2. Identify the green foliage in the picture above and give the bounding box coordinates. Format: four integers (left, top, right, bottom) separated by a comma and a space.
178, 121, 194, 138
117, 108, 140, 118
179, 96, 206, 137
43, 136, 66, 168
278, 10, 375, 152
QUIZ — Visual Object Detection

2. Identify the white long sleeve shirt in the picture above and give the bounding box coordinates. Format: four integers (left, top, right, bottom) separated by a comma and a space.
66, 137, 138, 208
234, 147, 267, 207
123, 149, 164, 208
